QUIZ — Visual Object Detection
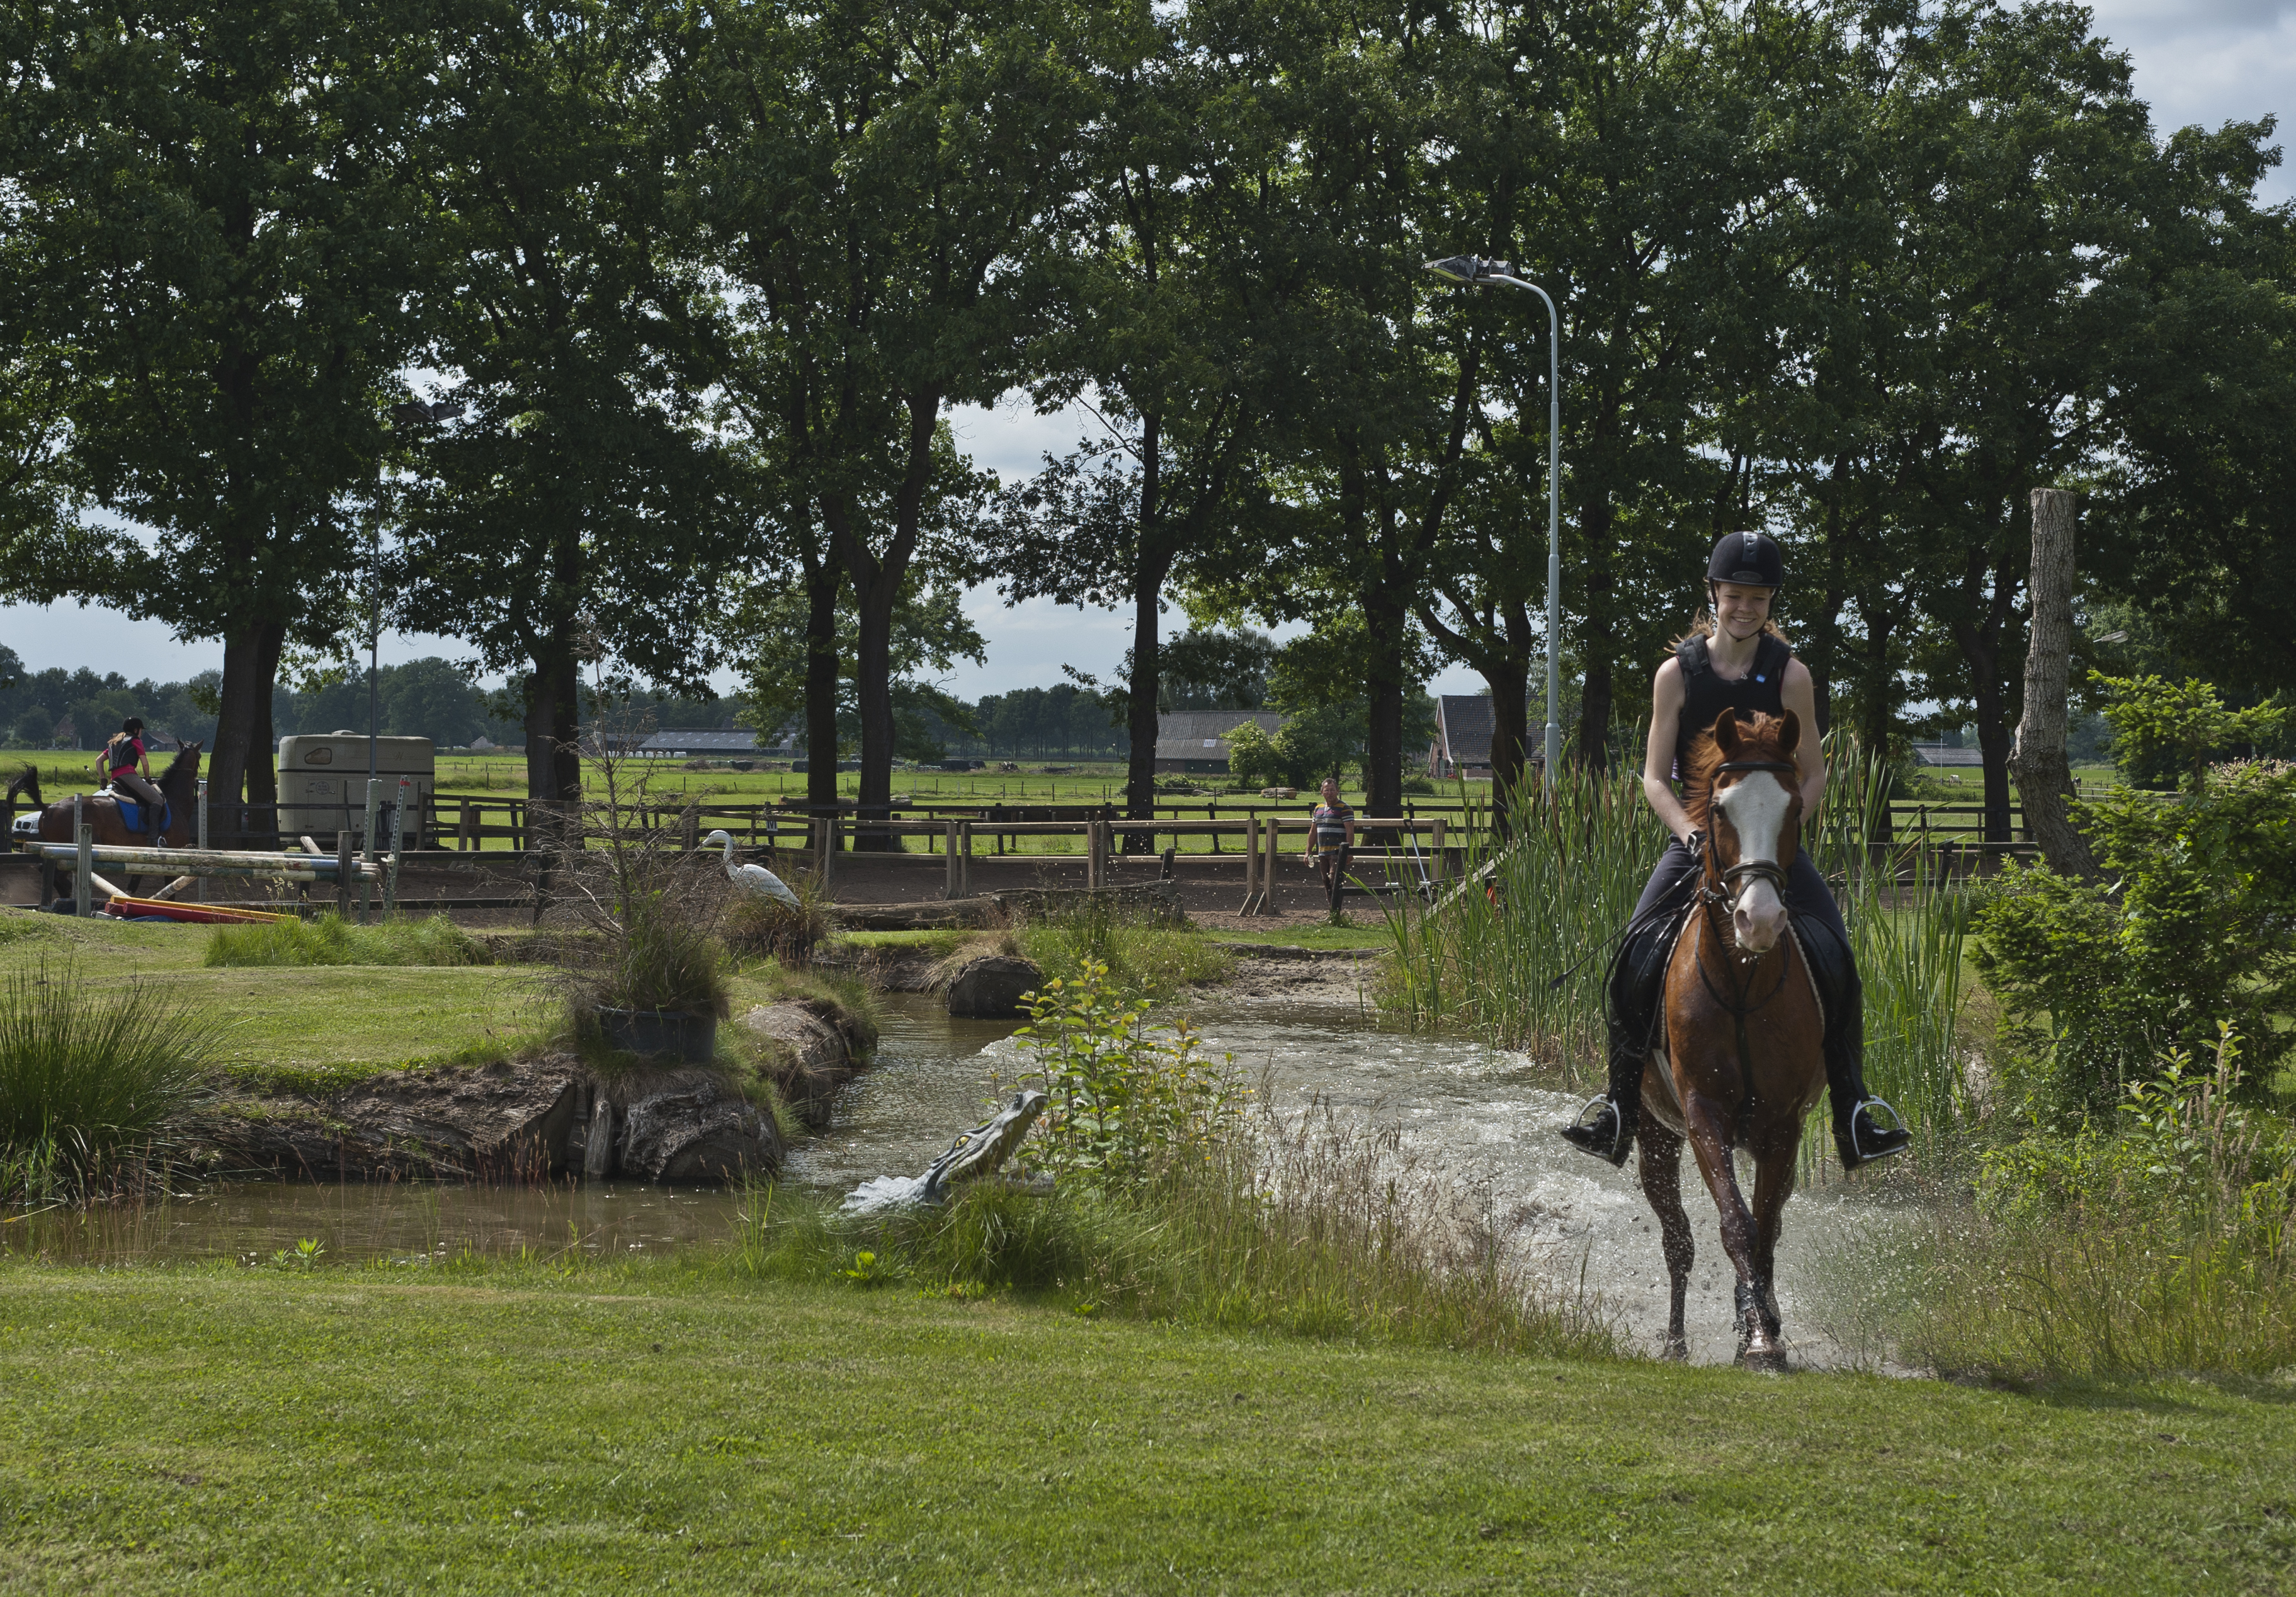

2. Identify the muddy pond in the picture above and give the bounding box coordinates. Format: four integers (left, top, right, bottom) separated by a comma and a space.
8, 991, 1923, 1367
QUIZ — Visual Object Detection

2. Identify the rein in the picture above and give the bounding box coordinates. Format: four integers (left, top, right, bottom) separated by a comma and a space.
1690, 758, 1798, 1054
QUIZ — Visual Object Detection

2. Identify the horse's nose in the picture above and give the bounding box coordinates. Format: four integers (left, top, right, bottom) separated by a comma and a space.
1733, 894, 1786, 952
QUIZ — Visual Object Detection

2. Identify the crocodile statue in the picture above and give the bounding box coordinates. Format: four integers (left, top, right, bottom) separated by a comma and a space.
841, 1088, 1049, 1214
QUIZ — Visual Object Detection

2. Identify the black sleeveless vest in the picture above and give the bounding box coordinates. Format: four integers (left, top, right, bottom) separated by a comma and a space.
1674, 632, 1792, 778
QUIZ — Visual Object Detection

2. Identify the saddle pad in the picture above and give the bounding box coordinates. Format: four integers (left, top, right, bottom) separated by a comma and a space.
101, 790, 170, 834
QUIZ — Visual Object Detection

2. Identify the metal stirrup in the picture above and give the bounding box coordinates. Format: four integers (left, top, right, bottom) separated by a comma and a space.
1566, 1094, 1625, 1148
1850, 1095, 1909, 1158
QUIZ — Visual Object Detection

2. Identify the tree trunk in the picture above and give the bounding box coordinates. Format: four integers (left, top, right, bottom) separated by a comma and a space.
848, 564, 898, 852
523, 635, 582, 805
1360, 581, 1407, 821
1123, 416, 1169, 846
208, 619, 284, 848
803, 556, 841, 815
1483, 664, 1528, 833
2011, 488, 2099, 880
1123, 560, 1171, 843
243, 623, 283, 848
839, 392, 938, 853
1952, 547, 2021, 846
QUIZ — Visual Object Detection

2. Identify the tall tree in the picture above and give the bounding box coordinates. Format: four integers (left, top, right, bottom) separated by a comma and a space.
7, 0, 431, 840
395, 0, 733, 808
991, 1, 1294, 834
702, 0, 1089, 843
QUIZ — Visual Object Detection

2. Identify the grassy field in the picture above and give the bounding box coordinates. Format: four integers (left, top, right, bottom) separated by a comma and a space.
0, 1263, 2290, 1593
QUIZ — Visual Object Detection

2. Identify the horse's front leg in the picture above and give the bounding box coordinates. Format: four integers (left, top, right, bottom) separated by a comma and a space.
1679, 1091, 1782, 1370
1635, 1117, 1695, 1361
1745, 1125, 1802, 1348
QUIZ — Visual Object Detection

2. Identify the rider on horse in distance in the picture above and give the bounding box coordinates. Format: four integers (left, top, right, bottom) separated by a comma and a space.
102, 717, 168, 845
1560, 531, 1912, 1173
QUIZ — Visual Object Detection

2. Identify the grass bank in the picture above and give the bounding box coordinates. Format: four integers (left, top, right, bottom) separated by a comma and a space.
1, 1265, 2290, 1591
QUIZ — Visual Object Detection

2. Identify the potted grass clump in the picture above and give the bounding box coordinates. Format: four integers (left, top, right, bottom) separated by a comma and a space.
554, 713, 734, 1066
584, 889, 731, 1063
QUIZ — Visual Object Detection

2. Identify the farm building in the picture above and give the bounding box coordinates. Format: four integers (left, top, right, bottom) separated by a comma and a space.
632, 728, 799, 760
1152, 710, 1285, 774
1428, 694, 1537, 780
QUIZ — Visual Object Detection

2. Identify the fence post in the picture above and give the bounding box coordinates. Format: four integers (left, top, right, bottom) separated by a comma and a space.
73, 795, 90, 917
1431, 817, 1446, 884
359, 778, 380, 925
336, 829, 354, 918
943, 820, 960, 899
958, 821, 972, 898
194, 778, 208, 902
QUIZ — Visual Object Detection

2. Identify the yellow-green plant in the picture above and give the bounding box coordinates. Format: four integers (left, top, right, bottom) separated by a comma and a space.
1013, 958, 1244, 1189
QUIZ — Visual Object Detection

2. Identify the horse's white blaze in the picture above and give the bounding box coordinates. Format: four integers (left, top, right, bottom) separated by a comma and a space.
1715, 773, 1793, 952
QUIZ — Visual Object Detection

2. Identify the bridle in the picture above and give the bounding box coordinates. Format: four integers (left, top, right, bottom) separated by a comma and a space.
1691, 757, 1800, 1027
1700, 759, 1799, 914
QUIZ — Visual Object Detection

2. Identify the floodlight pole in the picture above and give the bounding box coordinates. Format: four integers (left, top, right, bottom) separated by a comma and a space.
1423, 256, 1564, 777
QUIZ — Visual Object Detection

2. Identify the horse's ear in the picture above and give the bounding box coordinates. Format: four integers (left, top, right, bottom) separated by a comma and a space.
1713, 713, 1742, 756
1778, 710, 1800, 759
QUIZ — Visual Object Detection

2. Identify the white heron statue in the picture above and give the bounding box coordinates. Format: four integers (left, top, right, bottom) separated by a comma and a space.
702, 829, 802, 908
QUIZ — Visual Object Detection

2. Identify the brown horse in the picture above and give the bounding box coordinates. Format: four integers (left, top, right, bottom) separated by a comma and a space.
1634, 710, 1827, 1371
8, 744, 206, 870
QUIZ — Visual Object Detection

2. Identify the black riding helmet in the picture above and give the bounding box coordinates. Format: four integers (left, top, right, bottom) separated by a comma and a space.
122, 717, 144, 735
1706, 530, 1784, 589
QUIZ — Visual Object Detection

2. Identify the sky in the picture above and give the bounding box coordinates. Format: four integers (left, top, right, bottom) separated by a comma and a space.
6, 0, 2289, 703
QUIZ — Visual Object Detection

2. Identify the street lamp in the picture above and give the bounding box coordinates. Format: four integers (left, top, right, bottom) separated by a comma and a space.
1423, 255, 1564, 778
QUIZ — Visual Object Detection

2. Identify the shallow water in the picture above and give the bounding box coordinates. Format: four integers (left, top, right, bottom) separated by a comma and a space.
8, 990, 1918, 1367
796, 993, 1921, 1369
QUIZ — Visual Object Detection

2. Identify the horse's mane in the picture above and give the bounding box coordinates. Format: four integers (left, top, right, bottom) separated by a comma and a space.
1681, 712, 1796, 830
156, 742, 203, 797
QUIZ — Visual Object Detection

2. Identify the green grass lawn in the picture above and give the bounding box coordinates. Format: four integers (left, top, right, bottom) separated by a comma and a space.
0, 911, 552, 1093
0, 1264, 2290, 1593
1202, 921, 1392, 951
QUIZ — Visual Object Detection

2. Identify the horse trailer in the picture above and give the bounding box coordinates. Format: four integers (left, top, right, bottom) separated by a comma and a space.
278, 732, 436, 849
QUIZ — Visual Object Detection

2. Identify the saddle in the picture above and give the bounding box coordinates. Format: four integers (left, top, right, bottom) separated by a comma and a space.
1608, 893, 1849, 1060
97, 785, 171, 836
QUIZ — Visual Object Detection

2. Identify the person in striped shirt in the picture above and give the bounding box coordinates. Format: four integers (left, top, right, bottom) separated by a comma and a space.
1302, 776, 1355, 909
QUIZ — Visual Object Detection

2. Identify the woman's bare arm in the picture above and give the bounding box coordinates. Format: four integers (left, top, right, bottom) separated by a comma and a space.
1641, 659, 1697, 843
1781, 658, 1824, 821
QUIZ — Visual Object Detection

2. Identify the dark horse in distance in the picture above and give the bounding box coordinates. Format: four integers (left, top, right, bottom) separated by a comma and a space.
6, 744, 205, 895
1633, 711, 1829, 1371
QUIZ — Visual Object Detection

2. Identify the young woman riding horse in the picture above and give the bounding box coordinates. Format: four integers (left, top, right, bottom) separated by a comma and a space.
1560, 531, 1909, 1174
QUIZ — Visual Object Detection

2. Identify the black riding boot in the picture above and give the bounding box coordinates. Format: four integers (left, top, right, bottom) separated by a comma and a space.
1560, 1037, 1645, 1167
1560, 938, 1661, 1167
1822, 967, 1911, 1171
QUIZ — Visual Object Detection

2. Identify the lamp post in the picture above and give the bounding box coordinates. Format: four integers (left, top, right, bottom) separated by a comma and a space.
1424, 255, 1564, 777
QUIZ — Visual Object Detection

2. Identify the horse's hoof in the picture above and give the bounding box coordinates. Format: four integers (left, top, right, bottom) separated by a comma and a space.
1737, 1343, 1789, 1374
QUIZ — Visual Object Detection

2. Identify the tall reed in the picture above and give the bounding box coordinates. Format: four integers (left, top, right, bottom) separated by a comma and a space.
1379, 734, 1973, 1152
0, 962, 212, 1200
1378, 764, 1667, 1079
1809, 737, 1974, 1164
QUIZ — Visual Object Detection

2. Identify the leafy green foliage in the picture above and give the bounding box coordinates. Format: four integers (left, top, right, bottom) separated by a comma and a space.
1974, 754, 2296, 1117
1907, 1026, 2296, 1379
2093, 671, 2289, 792
1011, 959, 1243, 1190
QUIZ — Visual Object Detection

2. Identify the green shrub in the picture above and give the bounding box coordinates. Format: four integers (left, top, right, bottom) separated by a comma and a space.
567, 889, 729, 1023
204, 912, 483, 969
0, 963, 211, 1198
1011, 957, 1246, 1189
722, 868, 836, 965
1973, 754, 2296, 1119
